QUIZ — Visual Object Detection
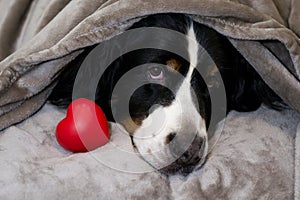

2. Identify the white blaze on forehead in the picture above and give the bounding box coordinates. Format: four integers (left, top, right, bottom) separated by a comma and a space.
186, 23, 199, 82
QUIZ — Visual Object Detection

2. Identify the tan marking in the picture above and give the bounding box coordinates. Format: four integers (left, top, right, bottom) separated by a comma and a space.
166, 59, 182, 72
121, 117, 143, 134
206, 64, 218, 77
206, 64, 220, 88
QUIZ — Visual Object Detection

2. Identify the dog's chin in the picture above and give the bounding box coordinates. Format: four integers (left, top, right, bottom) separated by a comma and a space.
135, 138, 207, 176
158, 159, 199, 176
158, 149, 207, 177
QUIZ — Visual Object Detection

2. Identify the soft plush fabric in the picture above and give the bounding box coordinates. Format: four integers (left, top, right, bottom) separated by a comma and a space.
0, 0, 300, 130
1, 0, 300, 199
0, 104, 299, 199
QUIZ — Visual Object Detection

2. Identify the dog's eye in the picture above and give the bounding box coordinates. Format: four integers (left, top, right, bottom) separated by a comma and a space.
148, 66, 164, 80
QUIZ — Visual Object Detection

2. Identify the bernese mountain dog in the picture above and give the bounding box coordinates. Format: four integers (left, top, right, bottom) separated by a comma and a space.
49, 13, 285, 175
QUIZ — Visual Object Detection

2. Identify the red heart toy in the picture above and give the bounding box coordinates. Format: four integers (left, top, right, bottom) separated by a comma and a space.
56, 98, 110, 152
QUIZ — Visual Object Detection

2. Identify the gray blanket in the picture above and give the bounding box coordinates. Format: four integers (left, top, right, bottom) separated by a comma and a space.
0, 0, 300, 129
1, 0, 300, 199
0, 104, 299, 199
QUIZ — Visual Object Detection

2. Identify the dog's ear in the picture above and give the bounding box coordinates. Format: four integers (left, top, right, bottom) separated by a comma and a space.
48, 47, 95, 107
95, 58, 123, 122
233, 55, 285, 111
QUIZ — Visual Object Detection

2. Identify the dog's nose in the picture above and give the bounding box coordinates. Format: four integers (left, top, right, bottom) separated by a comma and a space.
167, 133, 204, 164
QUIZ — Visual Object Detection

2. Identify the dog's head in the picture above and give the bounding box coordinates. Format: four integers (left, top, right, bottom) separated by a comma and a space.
51, 13, 281, 175
110, 52, 210, 174
94, 14, 232, 175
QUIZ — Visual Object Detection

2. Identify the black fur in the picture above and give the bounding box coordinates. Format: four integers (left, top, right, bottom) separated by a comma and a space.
49, 13, 285, 121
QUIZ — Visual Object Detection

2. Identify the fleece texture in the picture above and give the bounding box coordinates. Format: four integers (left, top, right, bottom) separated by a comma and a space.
1, 0, 300, 199
0, 104, 299, 199
0, 0, 299, 130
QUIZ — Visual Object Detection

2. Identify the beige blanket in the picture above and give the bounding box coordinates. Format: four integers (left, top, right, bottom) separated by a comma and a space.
1, 0, 300, 199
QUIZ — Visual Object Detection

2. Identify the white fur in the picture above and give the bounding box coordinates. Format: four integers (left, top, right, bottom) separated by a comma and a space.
133, 24, 208, 169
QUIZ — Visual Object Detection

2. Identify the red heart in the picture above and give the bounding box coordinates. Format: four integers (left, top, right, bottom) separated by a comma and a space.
56, 98, 110, 152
